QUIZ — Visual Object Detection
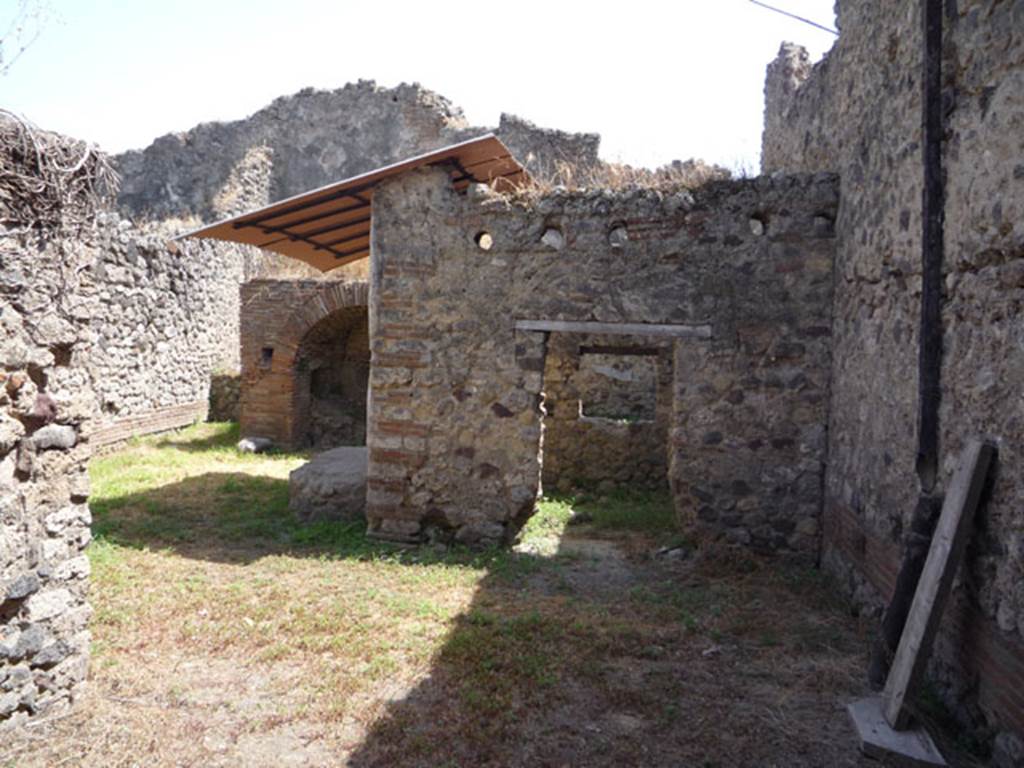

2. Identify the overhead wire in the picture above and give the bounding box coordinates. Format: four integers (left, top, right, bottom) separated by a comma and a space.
747, 0, 839, 36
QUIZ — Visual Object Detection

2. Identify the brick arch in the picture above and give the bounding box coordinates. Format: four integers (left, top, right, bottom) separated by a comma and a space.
258, 281, 369, 366
239, 279, 369, 447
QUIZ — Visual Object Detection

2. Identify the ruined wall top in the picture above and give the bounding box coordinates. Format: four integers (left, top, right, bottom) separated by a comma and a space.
114, 81, 468, 221
114, 81, 602, 223
761, 41, 836, 174
491, 113, 601, 180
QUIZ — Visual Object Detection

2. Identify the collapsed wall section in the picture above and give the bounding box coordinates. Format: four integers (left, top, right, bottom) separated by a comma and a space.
367, 168, 836, 552
115, 82, 602, 223
762, 0, 1024, 758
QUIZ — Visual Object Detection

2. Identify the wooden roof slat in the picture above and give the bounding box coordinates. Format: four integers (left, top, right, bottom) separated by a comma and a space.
319, 228, 372, 249
255, 211, 373, 247
257, 216, 372, 250
255, 199, 371, 234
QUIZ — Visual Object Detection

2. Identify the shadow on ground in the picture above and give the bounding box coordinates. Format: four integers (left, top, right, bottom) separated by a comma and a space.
91, 471, 366, 564
69, 424, 976, 767
151, 422, 250, 453
340, 525, 897, 768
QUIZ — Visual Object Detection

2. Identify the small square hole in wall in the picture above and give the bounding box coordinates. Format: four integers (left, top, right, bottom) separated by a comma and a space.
577, 350, 657, 423
260, 347, 274, 369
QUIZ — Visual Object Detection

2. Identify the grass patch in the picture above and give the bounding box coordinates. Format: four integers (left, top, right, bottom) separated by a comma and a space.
555, 487, 678, 534
0, 421, 885, 767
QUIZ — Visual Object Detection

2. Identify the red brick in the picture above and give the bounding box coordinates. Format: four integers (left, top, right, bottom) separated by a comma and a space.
376, 420, 430, 438
368, 477, 407, 492
370, 448, 426, 467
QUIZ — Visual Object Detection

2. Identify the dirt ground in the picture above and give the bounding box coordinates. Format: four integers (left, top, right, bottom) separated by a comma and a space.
3, 536, 900, 767
0, 426, 975, 767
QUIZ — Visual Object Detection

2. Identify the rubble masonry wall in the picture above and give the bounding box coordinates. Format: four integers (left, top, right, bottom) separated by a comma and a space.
89, 221, 245, 446
762, 0, 1024, 758
366, 168, 837, 553
1, 227, 96, 727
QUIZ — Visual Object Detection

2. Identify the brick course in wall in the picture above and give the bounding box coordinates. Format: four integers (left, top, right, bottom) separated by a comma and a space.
91, 402, 209, 450
366, 168, 837, 552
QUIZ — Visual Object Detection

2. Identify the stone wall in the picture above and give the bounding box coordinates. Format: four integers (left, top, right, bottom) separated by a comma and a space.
576, 352, 658, 422
762, 1, 1024, 759
239, 279, 369, 449
541, 333, 671, 493
295, 306, 370, 450
115, 82, 602, 224
88, 218, 244, 446
366, 168, 837, 551
208, 374, 241, 422
494, 113, 602, 181
1, 229, 96, 727
99, 82, 603, 447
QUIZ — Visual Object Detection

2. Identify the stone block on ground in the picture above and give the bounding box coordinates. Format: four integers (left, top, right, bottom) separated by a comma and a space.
237, 436, 274, 454
289, 446, 367, 523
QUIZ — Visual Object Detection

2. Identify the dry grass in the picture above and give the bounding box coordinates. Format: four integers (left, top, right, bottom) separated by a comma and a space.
0, 423, 922, 767
497, 157, 732, 206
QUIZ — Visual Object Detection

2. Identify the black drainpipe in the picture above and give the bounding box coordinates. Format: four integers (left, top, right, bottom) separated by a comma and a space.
916, 0, 945, 494
868, 0, 946, 689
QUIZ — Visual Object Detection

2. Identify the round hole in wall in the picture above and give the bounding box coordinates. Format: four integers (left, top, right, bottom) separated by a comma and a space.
608, 224, 629, 249
541, 226, 564, 251
749, 214, 767, 236
475, 231, 493, 251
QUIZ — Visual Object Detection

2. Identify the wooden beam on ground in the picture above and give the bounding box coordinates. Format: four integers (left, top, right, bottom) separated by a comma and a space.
515, 320, 712, 339
882, 438, 996, 729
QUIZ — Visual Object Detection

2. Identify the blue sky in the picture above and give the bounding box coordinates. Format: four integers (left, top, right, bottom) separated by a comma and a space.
2, 1, 836, 171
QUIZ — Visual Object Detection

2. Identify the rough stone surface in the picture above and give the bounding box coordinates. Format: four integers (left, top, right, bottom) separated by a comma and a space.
367, 168, 837, 551
29, 425, 77, 451
762, 0, 1024, 748
114, 82, 601, 223
87, 217, 244, 446
236, 437, 273, 454
493, 113, 601, 180
289, 446, 368, 523
240, 280, 370, 450
1, 208, 96, 728
208, 373, 241, 422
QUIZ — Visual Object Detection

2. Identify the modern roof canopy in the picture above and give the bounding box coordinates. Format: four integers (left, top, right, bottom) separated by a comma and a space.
178, 134, 528, 273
